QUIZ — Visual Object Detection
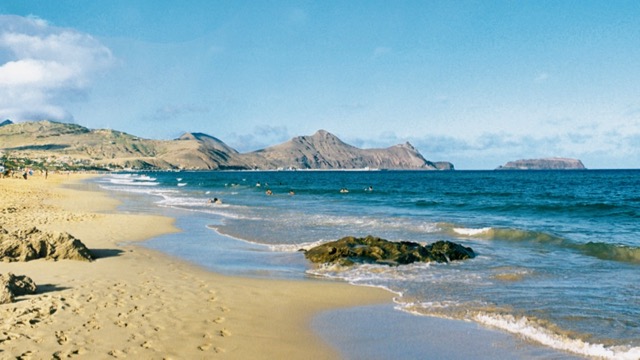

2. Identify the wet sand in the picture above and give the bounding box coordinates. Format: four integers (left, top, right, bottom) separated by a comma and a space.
0, 173, 390, 359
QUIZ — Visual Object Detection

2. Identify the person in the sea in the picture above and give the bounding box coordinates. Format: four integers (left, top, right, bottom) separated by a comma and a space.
266, 189, 273, 196
289, 190, 295, 195
208, 198, 222, 204
340, 188, 349, 193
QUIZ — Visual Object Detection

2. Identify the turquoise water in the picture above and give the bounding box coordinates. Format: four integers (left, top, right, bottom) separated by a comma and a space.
99, 170, 640, 359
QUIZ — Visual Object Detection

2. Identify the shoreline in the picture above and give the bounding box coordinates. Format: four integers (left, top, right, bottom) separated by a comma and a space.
0, 173, 391, 359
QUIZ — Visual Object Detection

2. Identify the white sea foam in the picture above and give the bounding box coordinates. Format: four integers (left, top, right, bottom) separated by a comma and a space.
453, 227, 492, 236
98, 183, 177, 198
475, 313, 640, 360
307, 213, 439, 235
102, 174, 160, 187
109, 179, 159, 186
267, 239, 328, 252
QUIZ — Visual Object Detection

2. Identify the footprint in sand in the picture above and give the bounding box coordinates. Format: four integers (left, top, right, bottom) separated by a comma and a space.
83, 317, 101, 331
52, 348, 85, 359
219, 329, 231, 337
16, 350, 33, 359
115, 319, 128, 328
107, 349, 127, 358
55, 330, 68, 345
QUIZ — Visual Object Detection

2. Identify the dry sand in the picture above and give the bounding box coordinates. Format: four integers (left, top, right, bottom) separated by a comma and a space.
0, 174, 390, 359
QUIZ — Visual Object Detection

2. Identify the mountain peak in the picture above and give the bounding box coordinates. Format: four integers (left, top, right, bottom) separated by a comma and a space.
253, 130, 443, 170
312, 129, 334, 138
0, 119, 13, 127
398, 141, 416, 151
0, 121, 453, 171
177, 132, 239, 154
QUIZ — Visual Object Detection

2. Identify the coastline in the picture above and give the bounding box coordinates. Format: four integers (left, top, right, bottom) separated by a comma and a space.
0, 173, 390, 359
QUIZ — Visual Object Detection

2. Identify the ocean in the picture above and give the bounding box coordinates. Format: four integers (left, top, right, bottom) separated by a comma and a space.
97, 170, 640, 359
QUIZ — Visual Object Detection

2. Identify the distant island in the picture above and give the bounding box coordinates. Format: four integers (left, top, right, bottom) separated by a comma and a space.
0, 120, 454, 172
496, 157, 586, 170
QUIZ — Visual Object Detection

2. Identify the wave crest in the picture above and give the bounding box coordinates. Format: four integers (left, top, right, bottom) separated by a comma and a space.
451, 225, 640, 264
475, 313, 640, 360
579, 242, 640, 264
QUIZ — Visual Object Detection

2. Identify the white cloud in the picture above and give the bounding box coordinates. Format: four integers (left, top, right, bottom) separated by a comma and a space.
0, 15, 114, 122
345, 125, 640, 169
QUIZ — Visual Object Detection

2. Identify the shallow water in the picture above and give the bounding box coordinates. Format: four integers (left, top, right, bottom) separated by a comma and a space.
98, 170, 640, 359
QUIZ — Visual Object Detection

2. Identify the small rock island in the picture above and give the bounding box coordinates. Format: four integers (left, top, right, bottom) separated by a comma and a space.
496, 157, 586, 170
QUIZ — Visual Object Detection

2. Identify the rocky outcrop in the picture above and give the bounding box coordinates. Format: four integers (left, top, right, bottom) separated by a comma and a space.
250, 130, 444, 170
304, 235, 475, 266
0, 226, 93, 262
0, 121, 454, 171
0, 273, 37, 304
496, 157, 586, 170
434, 161, 455, 170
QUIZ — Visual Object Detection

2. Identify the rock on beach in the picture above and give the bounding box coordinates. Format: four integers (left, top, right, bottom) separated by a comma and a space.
0, 273, 37, 304
0, 226, 93, 262
304, 235, 475, 266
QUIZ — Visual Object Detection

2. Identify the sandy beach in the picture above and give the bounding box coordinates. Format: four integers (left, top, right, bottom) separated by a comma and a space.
0, 173, 391, 359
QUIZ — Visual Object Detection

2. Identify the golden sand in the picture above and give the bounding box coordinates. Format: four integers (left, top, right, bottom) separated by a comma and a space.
0, 174, 390, 359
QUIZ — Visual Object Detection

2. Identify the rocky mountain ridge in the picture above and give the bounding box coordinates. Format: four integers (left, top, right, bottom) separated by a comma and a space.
0, 120, 453, 171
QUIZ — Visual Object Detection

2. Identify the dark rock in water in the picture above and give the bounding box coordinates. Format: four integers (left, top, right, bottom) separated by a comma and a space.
425, 240, 477, 263
0, 226, 93, 262
0, 273, 37, 304
304, 235, 475, 266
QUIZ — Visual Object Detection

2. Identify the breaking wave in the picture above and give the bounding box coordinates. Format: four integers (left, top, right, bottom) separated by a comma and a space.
475, 313, 640, 360
451, 226, 640, 264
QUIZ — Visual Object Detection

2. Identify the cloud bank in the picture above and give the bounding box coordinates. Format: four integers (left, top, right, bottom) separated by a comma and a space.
0, 15, 114, 122
348, 126, 640, 170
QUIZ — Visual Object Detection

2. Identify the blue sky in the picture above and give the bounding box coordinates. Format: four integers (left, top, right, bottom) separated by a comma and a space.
1, 1, 639, 169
